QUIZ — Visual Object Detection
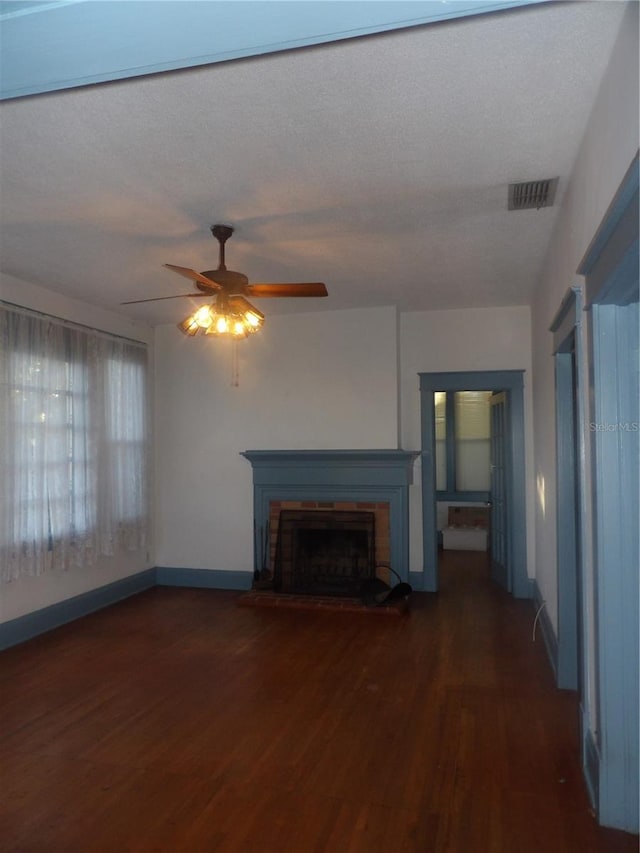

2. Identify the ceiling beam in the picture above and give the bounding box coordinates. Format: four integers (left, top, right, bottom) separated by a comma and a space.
0, 0, 548, 101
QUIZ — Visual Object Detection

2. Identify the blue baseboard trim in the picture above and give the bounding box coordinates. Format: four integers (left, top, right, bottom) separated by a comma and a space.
409, 571, 425, 592
583, 720, 600, 814
0, 568, 157, 651
532, 579, 558, 681
0, 567, 256, 651
156, 567, 253, 591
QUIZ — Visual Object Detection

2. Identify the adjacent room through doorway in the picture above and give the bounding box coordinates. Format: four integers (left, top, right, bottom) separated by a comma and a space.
419, 370, 528, 598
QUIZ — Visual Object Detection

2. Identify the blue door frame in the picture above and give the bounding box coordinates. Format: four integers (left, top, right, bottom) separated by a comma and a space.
550, 286, 586, 694
419, 370, 529, 597
489, 391, 510, 591
578, 152, 639, 833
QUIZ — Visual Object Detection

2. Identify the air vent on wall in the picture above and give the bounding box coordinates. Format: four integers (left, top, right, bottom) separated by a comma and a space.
508, 177, 559, 211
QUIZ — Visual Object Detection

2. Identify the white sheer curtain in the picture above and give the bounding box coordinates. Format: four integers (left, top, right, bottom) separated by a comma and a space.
98, 344, 149, 555
0, 306, 149, 582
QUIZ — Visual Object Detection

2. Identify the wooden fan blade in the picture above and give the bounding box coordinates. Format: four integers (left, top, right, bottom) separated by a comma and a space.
121, 293, 209, 305
164, 263, 222, 289
245, 283, 328, 298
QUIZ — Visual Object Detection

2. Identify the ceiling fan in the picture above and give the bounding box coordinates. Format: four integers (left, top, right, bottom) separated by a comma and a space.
122, 224, 328, 337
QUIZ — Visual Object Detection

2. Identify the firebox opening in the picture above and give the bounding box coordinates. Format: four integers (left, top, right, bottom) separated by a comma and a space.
274, 509, 376, 597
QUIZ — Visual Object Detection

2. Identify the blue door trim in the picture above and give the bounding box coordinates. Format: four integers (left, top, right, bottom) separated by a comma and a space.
418, 371, 528, 597
579, 151, 639, 832
550, 286, 587, 693
489, 391, 510, 590
553, 352, 578, 689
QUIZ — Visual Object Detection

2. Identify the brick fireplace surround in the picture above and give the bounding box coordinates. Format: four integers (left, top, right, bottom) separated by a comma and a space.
241, 450, 418, 585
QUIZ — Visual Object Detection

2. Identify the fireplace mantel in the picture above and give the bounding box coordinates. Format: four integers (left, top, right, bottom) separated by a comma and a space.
241, 450, 418, 581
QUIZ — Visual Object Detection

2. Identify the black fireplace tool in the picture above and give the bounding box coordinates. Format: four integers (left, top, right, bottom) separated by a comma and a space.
361, 564, 412, 608
253, 521, 273, 589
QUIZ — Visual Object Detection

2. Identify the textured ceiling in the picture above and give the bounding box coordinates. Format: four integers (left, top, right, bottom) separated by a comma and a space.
0, 1, 629, 326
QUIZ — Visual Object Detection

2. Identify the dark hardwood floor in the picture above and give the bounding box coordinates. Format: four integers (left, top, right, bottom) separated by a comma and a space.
1, 553, 637, 852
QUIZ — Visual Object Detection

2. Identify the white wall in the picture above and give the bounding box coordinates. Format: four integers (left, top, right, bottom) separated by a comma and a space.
154, 305, 400, 572
0, 273, 155, 623
400, 305, 534, 576
155, 302, 535, 581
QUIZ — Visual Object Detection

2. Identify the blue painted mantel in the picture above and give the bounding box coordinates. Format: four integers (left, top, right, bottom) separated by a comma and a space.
241, 450, 418, 582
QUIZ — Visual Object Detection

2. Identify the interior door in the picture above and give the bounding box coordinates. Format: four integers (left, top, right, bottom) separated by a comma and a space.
490, 391, 510, 590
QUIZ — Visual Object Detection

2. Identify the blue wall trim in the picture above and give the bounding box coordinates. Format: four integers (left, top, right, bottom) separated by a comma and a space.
578, 153, 639, 283
583, 724, 600, 813
531, 579, 558, 681
241, 449, 418, 484
0, 567, 257, 650
156, 567, 252, 591
409, 571, 425, 593
0, 568, 156, 651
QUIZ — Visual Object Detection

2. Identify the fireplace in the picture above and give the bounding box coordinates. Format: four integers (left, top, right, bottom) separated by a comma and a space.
274, 509, 376, 596
241, 450, 419, 592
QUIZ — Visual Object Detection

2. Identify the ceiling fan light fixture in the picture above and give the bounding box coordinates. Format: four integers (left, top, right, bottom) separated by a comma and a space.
229, 295, 265, 330
178, 315, 201, 336
194, 305, 214, 329
177, 294, 265, 339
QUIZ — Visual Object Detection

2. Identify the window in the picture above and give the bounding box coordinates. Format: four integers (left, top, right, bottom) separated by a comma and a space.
104, 352, 148, 528
9, 350, 93, 549
435, 391, 447, 491
435, 390, 492, 499
0, 306, 149, 581
454, 391, 491, 491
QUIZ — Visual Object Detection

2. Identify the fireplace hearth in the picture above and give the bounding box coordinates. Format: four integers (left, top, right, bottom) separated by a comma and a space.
274, 509, 375, 597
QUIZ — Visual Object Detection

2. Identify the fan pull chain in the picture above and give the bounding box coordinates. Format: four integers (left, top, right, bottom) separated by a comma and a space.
231, 340, 240, 387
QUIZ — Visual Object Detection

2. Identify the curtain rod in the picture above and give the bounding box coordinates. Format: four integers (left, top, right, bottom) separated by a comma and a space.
0, 299, 149, 349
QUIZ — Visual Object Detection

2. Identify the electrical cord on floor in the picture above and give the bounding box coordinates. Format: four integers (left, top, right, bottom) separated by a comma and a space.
532, 600, 547, 642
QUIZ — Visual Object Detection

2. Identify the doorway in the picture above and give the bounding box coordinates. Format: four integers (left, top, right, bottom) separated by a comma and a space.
419, 370, 528, 597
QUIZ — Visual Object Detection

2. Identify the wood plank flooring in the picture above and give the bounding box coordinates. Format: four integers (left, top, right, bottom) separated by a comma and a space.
0, 552, 636, 852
